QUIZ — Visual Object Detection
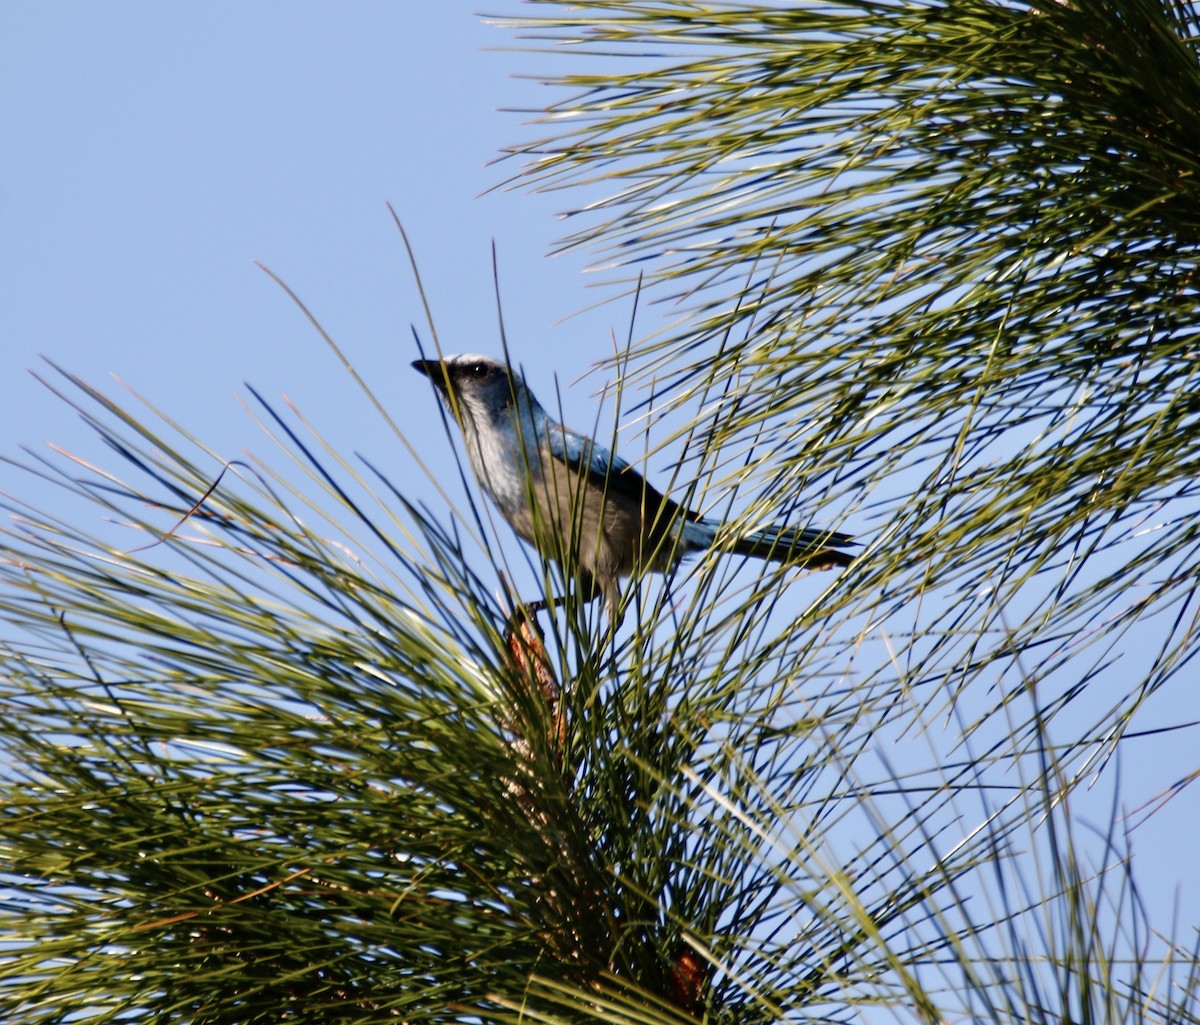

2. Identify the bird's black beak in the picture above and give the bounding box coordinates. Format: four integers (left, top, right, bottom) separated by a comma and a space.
412, 359, 449, 393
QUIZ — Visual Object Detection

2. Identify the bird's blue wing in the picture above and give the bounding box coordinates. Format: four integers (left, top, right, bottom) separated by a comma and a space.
542, 419, 854, 566
544, 422, 629, 477
543, 421, 684, 514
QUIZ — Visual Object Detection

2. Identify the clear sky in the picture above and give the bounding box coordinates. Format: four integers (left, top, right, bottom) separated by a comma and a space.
3, 1, 1196, 970
0, 3, 617, 505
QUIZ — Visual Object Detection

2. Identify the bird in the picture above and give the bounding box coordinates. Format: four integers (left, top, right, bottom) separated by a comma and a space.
413, 354, 854, 619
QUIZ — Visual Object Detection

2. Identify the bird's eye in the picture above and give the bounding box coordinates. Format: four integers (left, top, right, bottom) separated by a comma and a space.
468, 363, 491, 378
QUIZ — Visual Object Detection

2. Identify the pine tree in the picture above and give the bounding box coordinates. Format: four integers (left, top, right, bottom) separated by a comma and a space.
4, 3, 1200, 1023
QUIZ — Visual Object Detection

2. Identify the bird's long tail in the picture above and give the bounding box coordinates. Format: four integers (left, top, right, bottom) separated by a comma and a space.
720, 522, 856, 569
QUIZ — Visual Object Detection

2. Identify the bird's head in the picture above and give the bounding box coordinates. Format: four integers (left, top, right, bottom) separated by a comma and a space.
412, 354, 540, 433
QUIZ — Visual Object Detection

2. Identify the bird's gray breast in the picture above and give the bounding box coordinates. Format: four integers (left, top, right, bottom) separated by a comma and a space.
460, 416, 540, 533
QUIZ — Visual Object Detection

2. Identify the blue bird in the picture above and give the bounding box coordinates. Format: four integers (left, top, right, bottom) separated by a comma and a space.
414, 354, 854, 619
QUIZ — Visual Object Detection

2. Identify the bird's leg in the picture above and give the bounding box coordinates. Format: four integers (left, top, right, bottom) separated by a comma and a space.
512, 576, 604, 622
509, 596, 553, 619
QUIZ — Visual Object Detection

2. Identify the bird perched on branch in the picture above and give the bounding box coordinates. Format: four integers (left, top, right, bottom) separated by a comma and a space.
413, 354, 854, 620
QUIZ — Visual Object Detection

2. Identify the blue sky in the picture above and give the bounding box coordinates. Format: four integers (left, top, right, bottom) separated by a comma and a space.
1, 4, 615, 498
3, 1, 1196, 974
